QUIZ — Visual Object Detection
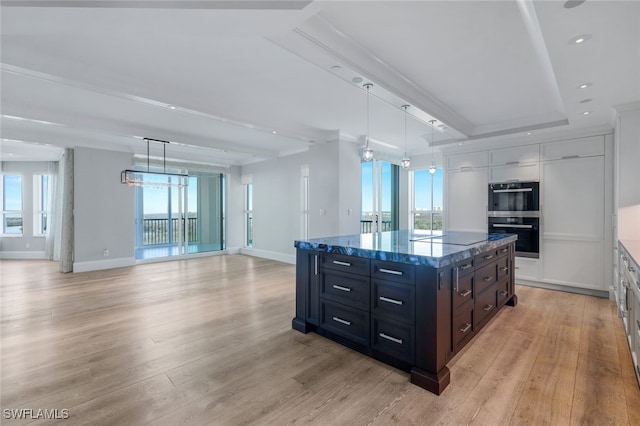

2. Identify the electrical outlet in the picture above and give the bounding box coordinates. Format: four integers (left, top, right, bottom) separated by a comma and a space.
103, 249, 110, 257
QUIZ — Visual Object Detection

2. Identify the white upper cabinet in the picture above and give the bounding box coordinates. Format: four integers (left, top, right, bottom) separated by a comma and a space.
488, 145, 540, 183
489, 145, 540, 166
447, 151, 488, 170
541, 135, 605, 161
489, 163, 540, 183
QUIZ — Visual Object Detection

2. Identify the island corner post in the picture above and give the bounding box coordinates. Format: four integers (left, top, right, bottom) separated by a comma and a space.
291, 231, 517, 395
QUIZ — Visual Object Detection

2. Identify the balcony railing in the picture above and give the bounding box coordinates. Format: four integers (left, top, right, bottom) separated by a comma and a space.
143, 217, 198, 245
360, 220, 392, 234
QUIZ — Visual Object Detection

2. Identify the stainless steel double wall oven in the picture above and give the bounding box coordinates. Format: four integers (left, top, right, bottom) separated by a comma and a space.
488, 181, 540, 258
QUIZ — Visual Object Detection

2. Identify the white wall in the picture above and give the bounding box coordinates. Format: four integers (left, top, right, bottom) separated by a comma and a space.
73, 147, 135, 271
0, 161, 54, 259
240, 139, 362, 263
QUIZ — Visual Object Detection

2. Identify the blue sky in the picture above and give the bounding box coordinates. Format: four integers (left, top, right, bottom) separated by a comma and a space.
3, 175, 22, 210
142, 176, 198, 215
361, 163, 443, 212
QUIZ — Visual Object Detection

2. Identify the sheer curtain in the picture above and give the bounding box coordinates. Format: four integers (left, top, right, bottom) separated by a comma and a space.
46, 148, 74, 272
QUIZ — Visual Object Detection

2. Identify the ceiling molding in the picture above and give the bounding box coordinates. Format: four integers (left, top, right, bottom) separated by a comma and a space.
1, 63, 320, 146
281, 14, 474, 137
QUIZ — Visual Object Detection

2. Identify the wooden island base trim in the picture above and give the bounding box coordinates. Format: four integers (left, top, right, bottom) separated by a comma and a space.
410, 366, 451, 395
291, 318, 312, 333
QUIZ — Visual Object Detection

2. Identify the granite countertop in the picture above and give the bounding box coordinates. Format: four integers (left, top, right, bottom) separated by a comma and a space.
294, 230, 517, 268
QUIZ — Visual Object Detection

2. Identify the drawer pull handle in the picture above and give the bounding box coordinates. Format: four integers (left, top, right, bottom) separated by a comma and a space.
379, 333, 403, 344
637, 320, 640, 329
460, 263, 473, 270
460, 323, 472, 333
483, 276, 494, 282
562, 155, 580, 160
483, 254, 494, 260
379, 268, 403, 276
459, 289, 472, 297
380, 296, 403, 305
499, 267, 509, 272
483, 304, 494, 312
500, 290, 509, 297
332, 316, 351, 326
500, 247, 509, 253
332, 284, 351, 292
333, 260, 351, 267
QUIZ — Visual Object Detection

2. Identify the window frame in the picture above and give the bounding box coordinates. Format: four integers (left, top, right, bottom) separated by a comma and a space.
244, 183, 253, 247
33, 174, 49, 237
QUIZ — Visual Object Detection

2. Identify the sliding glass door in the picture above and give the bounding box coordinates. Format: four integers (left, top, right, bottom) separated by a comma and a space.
134, 172, 224, 260
361, 160, 399, 234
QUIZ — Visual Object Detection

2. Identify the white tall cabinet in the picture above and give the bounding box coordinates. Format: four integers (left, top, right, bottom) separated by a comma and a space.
540, 137, 606, 290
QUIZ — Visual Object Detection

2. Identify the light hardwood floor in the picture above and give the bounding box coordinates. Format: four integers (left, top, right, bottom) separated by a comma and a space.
1, 255, 639, 425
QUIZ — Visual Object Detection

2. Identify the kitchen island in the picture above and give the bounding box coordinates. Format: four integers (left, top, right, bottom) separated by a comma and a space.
292, 230, 517, 394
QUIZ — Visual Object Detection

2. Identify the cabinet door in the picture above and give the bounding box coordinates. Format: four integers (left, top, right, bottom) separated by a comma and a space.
489, 145, 539, 166
489, 163, 539, 183
446, 168, 488, 232
541, 156, 605, 289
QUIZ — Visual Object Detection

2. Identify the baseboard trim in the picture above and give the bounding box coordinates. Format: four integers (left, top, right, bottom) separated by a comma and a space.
74, 257, 136, 273
135, 250, 229, 265
515, 279, 609, 298
240, 248, 295, 264
0, 251, 47, 260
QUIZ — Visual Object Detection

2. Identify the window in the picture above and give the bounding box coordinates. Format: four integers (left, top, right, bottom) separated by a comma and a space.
411, 169, 444, 232
2, 174, 23, 235
244, 183, 253, 247
34, 174, 49, 236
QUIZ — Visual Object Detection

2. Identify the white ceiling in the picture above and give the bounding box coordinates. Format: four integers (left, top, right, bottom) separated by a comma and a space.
1, 0, 638, 165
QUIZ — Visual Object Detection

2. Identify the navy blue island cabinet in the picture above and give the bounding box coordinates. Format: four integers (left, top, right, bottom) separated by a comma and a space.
292, 230, 517, 395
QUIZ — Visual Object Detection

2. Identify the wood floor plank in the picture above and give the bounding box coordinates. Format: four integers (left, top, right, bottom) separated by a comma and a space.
1, 257, 640, 425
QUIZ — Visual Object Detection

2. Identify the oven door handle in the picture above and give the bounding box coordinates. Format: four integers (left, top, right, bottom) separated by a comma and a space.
492, 188, 533, 193
492, 224, 533, 229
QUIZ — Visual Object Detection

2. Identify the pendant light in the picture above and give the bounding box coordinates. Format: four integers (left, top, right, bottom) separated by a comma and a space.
121, 138, 189, 187
428, 120, 437, 175
401, 104, 410, 169
362, 83, 374, 162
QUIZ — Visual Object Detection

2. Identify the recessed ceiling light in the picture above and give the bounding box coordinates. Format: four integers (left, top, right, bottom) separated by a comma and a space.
526, 132, 533, 136
579, 98, 593, 104
168, 105, 177, 110
352, 77, 363, 84
331, 65, 341, 71
582, 111, 592, 116
578, 82, 593, 89
569, 34, 592, 45
564, 0, 586, 9
272, 130, 277, 134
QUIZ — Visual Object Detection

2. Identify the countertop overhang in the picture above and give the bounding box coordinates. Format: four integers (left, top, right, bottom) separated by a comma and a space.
295, 230, 517, 268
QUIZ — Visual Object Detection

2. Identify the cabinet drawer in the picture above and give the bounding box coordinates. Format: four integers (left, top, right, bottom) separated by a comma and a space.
320, 270, 370, 310
497, 279, 510, 306
320, 253, 370, 276
372, 317, 415, 364
453, 305, 474, 352
455, 259, 475, 278
496, 255, 511, 282
475, 250, 498, 269
541, 135, 604, 160
476, 261, 498, 293
453, 272, 474, 309
372, 279, 415, 323
475, 285, 498, 328
371, 260, 415, 285
320, 300, 369, 347
496, 244, 511, 258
